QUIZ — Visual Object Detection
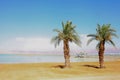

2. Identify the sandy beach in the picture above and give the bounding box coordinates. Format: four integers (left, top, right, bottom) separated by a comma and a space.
0, 60, 120, 80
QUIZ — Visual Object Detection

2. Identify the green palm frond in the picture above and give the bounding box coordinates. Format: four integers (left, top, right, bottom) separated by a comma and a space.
87, 37, 96, 45
109, 28, 116, 32
87, 34, 97, 37
62, 21, 64, 30
71, 34, 81, 46
51, 36, 58, 43
53, 29, 61, 33
111, 33, 119, 38
109, 40, 115, 47
97, 24, 101, 29
51, 36, 62, 48
96, 42, 100, 50
96, 24, 101, 33
55, 38, 61, 48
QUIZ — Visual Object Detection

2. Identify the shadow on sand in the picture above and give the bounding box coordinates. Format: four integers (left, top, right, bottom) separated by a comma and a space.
53, 65, 65, 69
83, 65, 99, 69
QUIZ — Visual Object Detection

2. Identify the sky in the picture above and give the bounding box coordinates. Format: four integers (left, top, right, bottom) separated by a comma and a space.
0, 0, 120, 53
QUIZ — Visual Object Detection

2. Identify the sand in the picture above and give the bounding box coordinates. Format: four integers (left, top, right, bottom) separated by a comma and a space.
0, 61, 120, 80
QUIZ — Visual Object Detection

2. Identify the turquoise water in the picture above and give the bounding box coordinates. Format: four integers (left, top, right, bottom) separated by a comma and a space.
0, 54, 101, 64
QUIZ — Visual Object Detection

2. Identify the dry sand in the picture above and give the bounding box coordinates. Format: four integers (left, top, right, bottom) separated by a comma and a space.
0, 61, 120, 80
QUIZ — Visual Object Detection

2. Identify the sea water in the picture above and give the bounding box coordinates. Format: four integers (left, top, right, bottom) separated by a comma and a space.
0, 54, 119, 64
0, 54, 64, 64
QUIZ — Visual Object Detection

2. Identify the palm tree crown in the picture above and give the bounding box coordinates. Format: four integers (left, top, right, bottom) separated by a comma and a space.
51, 21, 81, 47
87, 24, 118, 49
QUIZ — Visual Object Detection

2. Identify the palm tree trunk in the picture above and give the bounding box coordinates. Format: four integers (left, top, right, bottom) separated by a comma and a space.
63, 40, 70, 68
99, 40, 105, 68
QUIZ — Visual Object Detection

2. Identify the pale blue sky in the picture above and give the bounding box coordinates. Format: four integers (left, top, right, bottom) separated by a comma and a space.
0, 0, 120, 52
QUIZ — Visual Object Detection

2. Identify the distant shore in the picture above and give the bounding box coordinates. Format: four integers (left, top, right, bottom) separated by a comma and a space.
0, 61, 120, 80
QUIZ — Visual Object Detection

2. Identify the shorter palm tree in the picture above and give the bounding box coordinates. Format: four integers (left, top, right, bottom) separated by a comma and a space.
87, 24, 118, 68
51, 21, 81, 68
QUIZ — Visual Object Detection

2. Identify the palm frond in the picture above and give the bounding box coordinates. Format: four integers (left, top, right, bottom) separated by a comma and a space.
51, 36, 62, 48
109, 28, 116, 32
55, 38, 61, 48
71, 35, 81, 46
87, 34, 97, 37
111, 33, 119, 38
97, 24, 101, 29
62, 21, 65, 30
87, 37, 96, 45
96, 24, 101, 32
96, 42, 100, 50
51, 36, 58, 43
53, 29, 61, 33
109, 40, 115, 47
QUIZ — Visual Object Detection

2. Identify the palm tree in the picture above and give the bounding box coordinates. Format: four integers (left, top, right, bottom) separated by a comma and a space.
87, 24, 118, 68
51, 21, 81, 68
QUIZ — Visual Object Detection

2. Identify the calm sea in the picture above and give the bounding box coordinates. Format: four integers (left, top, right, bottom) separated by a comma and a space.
0, 54, 98, 64
0, 54, 119, 64
0, 54, 120, 64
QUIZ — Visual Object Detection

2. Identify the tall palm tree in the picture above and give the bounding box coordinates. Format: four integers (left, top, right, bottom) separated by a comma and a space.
87, 24, 118, 68
51, 21, 81, 68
